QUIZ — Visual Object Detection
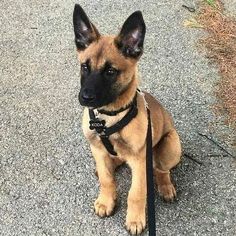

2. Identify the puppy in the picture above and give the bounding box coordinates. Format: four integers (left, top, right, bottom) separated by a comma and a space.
73, 4, 181, 235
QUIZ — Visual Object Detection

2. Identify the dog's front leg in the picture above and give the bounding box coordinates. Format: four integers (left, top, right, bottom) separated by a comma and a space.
126, 150, 146, 235
90, 145, 116, 217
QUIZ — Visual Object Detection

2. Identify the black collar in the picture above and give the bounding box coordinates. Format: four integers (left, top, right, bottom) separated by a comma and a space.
97, 92, 137, 116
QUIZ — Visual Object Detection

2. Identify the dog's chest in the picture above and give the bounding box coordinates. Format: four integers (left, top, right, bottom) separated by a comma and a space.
82, 109, 134, 155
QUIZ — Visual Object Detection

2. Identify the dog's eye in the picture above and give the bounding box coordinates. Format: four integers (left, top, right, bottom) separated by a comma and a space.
81, 63, 89, 73
105, 67, 117, 76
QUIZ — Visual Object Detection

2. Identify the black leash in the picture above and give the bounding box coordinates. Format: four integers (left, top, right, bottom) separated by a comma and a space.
88, 94, 156, 235
146, 108, 156, 236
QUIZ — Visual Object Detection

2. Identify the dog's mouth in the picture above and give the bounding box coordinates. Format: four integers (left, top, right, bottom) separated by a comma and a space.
78, 88, 118, 109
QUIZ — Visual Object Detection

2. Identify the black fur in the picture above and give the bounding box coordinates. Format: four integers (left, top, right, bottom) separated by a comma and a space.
79, 62, 120, 108
73, 4, 99, 50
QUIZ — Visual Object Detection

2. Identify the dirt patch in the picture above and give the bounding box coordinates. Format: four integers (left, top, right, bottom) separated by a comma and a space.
196, 0, 236, 134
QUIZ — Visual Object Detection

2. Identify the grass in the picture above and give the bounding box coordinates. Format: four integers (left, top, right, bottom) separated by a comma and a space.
196, 0, 236, 144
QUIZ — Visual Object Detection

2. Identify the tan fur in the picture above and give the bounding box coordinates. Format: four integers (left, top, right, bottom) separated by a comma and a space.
79, 36, 181, 235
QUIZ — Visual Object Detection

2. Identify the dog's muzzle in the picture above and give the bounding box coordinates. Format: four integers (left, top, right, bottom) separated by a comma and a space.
79, 87, 97, 107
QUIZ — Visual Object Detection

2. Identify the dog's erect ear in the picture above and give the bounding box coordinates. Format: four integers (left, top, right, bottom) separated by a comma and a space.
73, 4, 100, 50
115, 11, 146, 58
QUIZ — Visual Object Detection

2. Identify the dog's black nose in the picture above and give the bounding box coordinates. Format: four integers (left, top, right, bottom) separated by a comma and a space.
81, 88, 95, 102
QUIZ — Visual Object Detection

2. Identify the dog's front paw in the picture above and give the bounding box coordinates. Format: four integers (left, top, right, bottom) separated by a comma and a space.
126, 212, 146, 235
94, 194, 115, 217
158, 183, 176, 202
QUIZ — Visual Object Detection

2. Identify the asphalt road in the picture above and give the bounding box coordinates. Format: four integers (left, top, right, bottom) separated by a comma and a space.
1, 0, 235, 235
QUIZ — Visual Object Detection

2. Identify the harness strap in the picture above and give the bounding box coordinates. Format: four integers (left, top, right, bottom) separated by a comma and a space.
88, 95, 138, 156
104, 103, 137, 136
100, 136, 117, 156
89, 107, 117, 155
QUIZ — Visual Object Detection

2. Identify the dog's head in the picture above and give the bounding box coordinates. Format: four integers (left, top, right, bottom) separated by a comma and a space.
73, 4, 146, 108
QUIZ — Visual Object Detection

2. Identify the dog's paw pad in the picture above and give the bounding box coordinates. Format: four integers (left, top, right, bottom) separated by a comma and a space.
126, 221, 145, 235
158, 183, 176, 202
94, 197, 115, 217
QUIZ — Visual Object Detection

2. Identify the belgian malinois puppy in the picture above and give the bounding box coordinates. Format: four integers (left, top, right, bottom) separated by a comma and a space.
73, 4, 181, 235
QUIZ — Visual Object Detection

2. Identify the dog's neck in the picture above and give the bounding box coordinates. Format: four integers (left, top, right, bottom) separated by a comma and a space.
100, 75, 138, 113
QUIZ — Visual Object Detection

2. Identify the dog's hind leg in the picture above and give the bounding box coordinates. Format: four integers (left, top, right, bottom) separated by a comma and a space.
153, 129, 181, 201
113, 158, 125, 170
91, 144, 117, 217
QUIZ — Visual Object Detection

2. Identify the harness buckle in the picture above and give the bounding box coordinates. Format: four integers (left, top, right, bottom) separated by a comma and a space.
99, 131, 108, 138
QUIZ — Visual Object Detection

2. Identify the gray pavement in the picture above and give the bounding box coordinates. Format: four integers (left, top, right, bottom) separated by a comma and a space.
0, 0, 235, 235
